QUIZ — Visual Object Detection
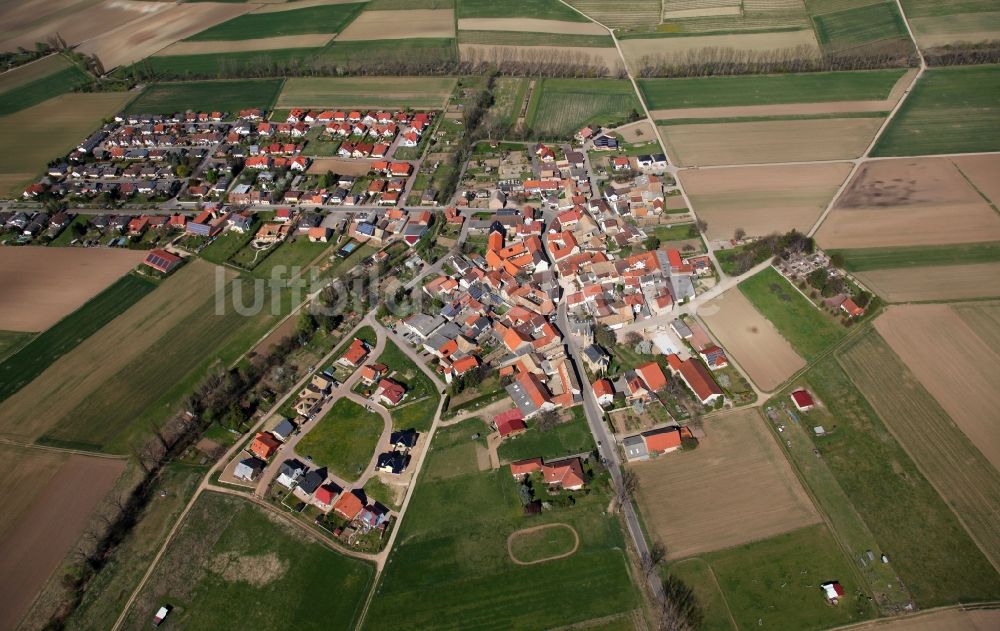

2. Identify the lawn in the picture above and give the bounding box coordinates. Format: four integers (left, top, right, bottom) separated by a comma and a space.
251, 236, 332, 280
496, 408, 595, 463
794, 355, 1000, 606
376, 339, 440, 432
279, 76, 456, 109
830, 241, 1000, 272
186, 3, 365, 40
198, 228, 256, 266
686, 524, 876, 630
873, 64, 1000, 156
811, 2, 909, 49
123, 79, 284, 114
362, 419, 639, 630
639, 69, 906, 110
65, 462, 206, 630
739, 267, 845, 361
456, 0, 589, 20
297, 398, 384, 483
653, 223, 698, 242
527, 78, 640, 139
0, 274, 155, 403
0, 64, 91, 117
120, 491, 374, 630
0, 331, 34, 362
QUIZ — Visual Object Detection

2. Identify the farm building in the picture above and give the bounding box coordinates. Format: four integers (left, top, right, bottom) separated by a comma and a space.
791, 389, 815, 412
494, 409, 527, 438
143, 249, 182, 274
821, 581, 845, 603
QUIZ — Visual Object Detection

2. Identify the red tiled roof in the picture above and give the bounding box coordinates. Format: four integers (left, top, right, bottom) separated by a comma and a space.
250, 432, 281, 460
644, 428, 681, 453
333, 491, 364, 520
592, 379, 614, 398
636, 362, 667, 391
511, 458, 543, 476
342, 338, 368, 366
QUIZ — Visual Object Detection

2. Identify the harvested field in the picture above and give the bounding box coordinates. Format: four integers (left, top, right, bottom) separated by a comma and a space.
660, 116, 882, 166
620, 30, 820, 70
0, 0, 90, 44
0, 259, 249, 452
632, 408, 819, 559
0, 247, 146, 332
278, 76, 455, 109
457, 18, 606, 34
0, 92, 133, 197
459, 43, 623, 74
613, 119, 656, 144
845, 608, 1000, 631
874, 303, 1000, 471
74, 2, 253, 69
910, 12, 1000, 48
0, 54, 72, 94
839, 331, 1000, 571
952, 154, 1000, 206
0, 445, 123, 631
307, 157, 374, 176
816, 157, 1000, 248
336, 9, 455, 41
699, 288, 806, 391
858, 263, 1000, 302
680, 162, 852, 242
156, 34, 334, 55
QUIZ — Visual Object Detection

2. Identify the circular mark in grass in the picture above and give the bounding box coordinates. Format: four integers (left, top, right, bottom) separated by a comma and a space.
507, 523, 580, 565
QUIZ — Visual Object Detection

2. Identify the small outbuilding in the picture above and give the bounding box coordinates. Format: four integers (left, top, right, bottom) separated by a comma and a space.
791, 389, 815, 412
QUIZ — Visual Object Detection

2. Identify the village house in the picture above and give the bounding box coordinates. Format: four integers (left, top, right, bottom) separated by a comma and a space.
338, 338, 369, 368
510, 457, 586, 491
249, 432, 281, 460
666, 354, 723, 406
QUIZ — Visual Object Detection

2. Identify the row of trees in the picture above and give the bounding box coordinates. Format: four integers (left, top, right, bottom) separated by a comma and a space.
924, 40, 1000, 66
636, 40, 918, 77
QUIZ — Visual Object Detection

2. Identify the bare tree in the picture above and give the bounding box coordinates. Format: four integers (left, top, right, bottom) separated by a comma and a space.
656, 575, 703, 631
696, 218, 708, 234
642, 540, 668, 579
733, 227, 746, 242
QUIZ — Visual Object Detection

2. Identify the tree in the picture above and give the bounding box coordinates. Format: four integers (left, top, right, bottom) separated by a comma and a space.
175, 164, 190, 178
696, 218, 708, 234
733, 227, 746, 241
644, 235, 661, 251
655, 575, 703, 631
807, 268, 828, 291
615, 468, 639, 508
536, 409, 559, 432
642, 541, 668, 579
594, 322, 616, 349
854, 290, 871, 308
829, 251, 845, 268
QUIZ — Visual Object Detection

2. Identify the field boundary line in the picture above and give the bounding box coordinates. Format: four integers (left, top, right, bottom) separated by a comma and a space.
0, 437, 129, 460
952, 160, 1000, 217
670, 557, 739, 631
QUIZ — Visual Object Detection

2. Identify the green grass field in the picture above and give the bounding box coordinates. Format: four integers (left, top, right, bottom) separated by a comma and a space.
486, 77, 528, 127
121, 491, 374, 630
277, 76, 455, 109
317, 38, 458, 67
795, 354, 1000, 606
0, 64, 91, 117
251, 236, 331, 280
496, 409, 595, 463
873, 64, 1000, 156
132, 49, 314, 79
739, 267, 845, 361
298, 398, 384, 482
899, 0, 998, 18
640, 69, 906, 111
830, 241, 1000, 271
508, 524, 578, 562
0, 274, 155, 403
187, 3, 365, 40
457, 30, 613, 47
682, 525, 875, 629
124, 79, 283, 114
811, 2, 908, 49
198, 229, 256, 266
0, 330, 34, 362
667, 559, 735, 631
456, 0, 588, 20
527, 78, 640, 138
362, 419, 639, 630
375, 340, 440, 432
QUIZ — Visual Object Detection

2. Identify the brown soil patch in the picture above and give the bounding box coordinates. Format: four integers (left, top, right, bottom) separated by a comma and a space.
457, 18, 606, 35
459, 44, 623, 75
632, 408, 819, 559
816, 158, 1000, 248
661, 117, 881, 166
474, 443, 491, 471
698, 288, 805, 391
612, 119, 655, 144
952, 154, 1000, 206
0, 0, 91, 45
507, 523, 580, 565
663, 5, 742, 19
845, 607, 1000, 631
0, 259, 224, 443
874, 303, 1000, 471
620, 30, 820, 70
207, 551, 289, 587
307, 157, 373, 176
858, 263, 1000, 303
253, 0, 365, 12
0, 247, 146, 332
157, 33, 335, 56
336, 9, 455, 41
0, 451, 123, 631
664, 195, 687, 210
652, 68, 915, 120
253, 313, 299, 356
680, 162, 851, 242
0, 444, 65, 540
75, 1, 253, 69
0, 0, 163, 52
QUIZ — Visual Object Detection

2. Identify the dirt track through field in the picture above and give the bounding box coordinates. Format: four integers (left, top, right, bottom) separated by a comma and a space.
858, 263, 1000, 303
874, 304, 1000, 471
952, 154, 1000, 206
0, 259, 223, 443
844, 607, 1000, 631
632, 408, 819, 559
816, 157, 1000, 248
0, 452, 123, 631
680, 162, 851, 242
336, 9, 455, 41
0, 247, 146, 332
699, 288, 806, 391
507, 523, 580, 565
457, 18, 606, 35
156, 33, 335, 55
